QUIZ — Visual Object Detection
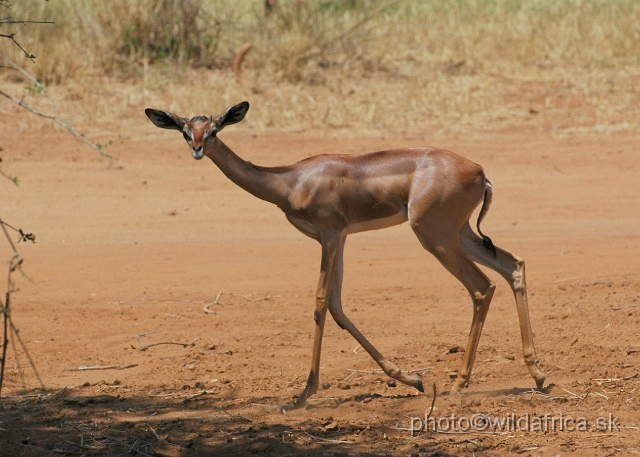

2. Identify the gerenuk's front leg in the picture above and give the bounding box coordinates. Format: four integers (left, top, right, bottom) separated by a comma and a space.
282, 232, 344, 411
326, 237, 424, 393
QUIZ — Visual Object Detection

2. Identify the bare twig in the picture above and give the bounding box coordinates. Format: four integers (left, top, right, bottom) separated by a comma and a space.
203, 291, 222, 314
8, 327, 26, 391
592, 391, 609, 400
0, 84, 111, 159
8, 319, 45, 390
0, 33, 37, 61
223, 409, 252, 422
2, 53, 103, 170
146, 423, 161, 442
0, 54, 44, 89
562, 387, 581, 398
145, 341, 195, 350
135, 333, 147, 350
50, 385, 69, 398
232, 292, 280, 302
0, 161, 19, 186
141, 412, 157, 422
575, 385, 592, 405
0, 217, 21, 397
135, 332, 195, 351
411, 382, 437, 437
528, 391, 569, 401
250, 402, 279, 409
0, 289, 10, 396
134, 330, 161, 350
116, 296, 217, 305
0, 18, 53, 26
138, 330, 162, 337
612, 304, 637, 310
302, 430, 351, 444
184, 389, 216, 402
343, 368, 384, 382
561, 386, 592, 405
1, 211, 43, 396
75, 364, 138, 371
592, 374, 638, 383
426, 383, 437, 424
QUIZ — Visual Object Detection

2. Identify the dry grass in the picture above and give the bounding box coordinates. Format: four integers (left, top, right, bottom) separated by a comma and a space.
1, 0, 639, 136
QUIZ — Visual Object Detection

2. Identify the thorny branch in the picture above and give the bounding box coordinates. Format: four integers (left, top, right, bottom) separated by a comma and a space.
0, 54, 112, 158
0, 219, 35, 244
0, 215, 37, 396
0, 154, 19, 185
0, 32, 35, 61
0, 0, 54, 399
0, 89, 112, 158
0, 0, 53, 61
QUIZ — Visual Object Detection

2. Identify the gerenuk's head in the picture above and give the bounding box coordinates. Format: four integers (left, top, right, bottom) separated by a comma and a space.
145, 101, 250, 160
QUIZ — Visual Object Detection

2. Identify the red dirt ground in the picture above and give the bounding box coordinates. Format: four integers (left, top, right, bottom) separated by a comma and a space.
1, 120, 639, 456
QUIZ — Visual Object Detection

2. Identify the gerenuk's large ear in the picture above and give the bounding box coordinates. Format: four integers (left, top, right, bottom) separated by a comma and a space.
216, 101, 250, 129
145, 109, 187, 131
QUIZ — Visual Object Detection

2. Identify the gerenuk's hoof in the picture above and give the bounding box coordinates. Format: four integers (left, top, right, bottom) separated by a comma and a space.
400, 373, 424, 392
450, 377, 467, 395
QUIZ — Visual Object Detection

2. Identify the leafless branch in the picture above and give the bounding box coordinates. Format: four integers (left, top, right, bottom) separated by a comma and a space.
0, 33, 35, 61
9, 319, 45, 390
75, 364, 138, 371
135, 332, 196, 351
0, 166, 19, 186
0, 214, 19, 397
116, 296, 217, 305
0, 2, 53, 60
0, 88, 111, 158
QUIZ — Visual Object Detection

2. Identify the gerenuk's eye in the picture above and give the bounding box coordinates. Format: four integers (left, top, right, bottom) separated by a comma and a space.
183, 131, 191, 142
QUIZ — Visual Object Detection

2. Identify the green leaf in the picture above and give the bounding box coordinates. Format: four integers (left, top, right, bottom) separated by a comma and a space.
24, 85, 44, 95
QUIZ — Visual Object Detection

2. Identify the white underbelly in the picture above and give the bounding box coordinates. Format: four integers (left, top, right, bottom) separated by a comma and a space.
346, 206, 408, 234
285, 213, 321, 239
285, 206, 408, 238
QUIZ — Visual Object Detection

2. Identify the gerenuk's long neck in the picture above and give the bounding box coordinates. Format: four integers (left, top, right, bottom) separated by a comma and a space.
204, 136, 293, 210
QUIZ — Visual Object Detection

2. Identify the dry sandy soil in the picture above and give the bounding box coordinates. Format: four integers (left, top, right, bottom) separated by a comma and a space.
1, 113, 639, 456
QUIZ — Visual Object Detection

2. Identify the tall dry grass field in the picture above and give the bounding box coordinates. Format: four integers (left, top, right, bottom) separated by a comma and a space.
1, 0, 639, 137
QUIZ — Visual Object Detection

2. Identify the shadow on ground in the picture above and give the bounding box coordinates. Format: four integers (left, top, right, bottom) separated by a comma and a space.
1, 387, 457, 457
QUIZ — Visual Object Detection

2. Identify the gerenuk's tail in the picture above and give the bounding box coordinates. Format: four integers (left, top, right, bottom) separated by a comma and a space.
476, 176, 497, 257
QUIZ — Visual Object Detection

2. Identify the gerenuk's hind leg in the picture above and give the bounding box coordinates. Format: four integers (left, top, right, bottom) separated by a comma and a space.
460, 224, 546, 389
411, 221, 497, 393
